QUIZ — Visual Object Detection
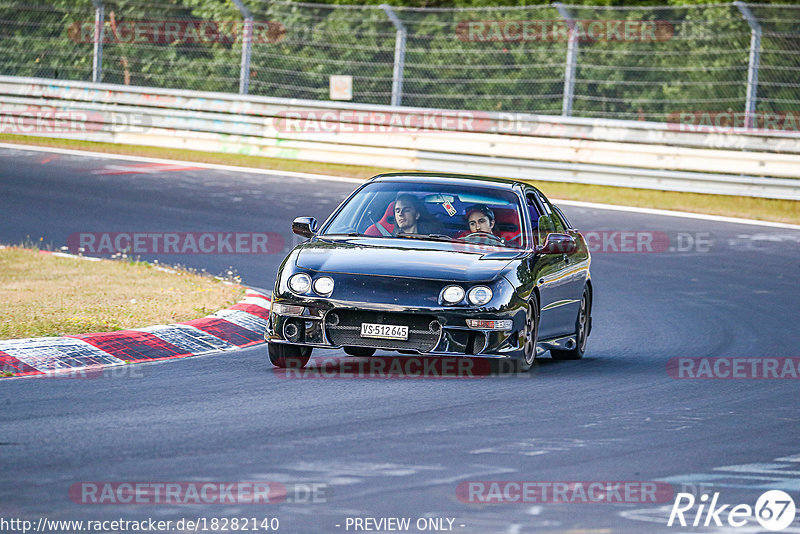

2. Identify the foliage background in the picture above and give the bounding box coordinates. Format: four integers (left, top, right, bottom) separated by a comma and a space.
0, 0, 798, 120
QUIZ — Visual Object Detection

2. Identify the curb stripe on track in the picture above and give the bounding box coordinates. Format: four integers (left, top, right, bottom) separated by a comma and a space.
0, 290, 270, 379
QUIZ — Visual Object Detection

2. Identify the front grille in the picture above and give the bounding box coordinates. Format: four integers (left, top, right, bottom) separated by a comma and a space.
325, 310, 441, 353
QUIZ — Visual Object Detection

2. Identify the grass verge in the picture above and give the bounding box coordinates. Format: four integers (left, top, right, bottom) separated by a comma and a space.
0, 247, 246, 340
1, 134, 798, 224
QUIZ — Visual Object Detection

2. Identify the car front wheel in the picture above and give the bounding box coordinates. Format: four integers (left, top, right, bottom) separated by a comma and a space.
268, 343, 312, 368
492, 295, 538, 374
518, 296, 539, 372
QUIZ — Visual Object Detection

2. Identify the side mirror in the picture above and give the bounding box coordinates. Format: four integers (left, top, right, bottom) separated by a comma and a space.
292, 216, 317, 238
538, 233, 576, 254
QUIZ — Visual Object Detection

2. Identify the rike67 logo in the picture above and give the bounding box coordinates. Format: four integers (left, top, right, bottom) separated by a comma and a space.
668, 490, 796, 531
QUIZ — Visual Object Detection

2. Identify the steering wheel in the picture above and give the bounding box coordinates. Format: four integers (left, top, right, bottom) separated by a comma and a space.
462, 232, 504, 245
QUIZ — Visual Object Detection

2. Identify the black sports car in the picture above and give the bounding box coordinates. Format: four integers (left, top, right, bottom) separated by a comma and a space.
266, 173, 592, 372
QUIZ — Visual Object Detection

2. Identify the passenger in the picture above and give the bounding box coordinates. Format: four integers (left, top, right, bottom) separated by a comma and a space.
393, 193, 438, 235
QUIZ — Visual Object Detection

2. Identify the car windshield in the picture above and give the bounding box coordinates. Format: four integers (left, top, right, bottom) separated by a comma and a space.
322, 181, 525, 249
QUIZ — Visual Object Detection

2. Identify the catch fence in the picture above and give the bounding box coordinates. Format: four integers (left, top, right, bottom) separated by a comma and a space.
1, 1, 798, 124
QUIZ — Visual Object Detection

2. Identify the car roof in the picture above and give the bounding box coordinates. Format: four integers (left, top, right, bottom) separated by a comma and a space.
369, 172, 532, 191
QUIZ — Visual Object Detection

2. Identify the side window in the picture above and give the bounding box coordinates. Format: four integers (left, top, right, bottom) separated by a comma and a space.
537, 214, 557, 246
552, 205, 572, 231
526, 194, 541, 245
550, 211, 566, 233
539, 196, 565, 233
527, 193, 560, 246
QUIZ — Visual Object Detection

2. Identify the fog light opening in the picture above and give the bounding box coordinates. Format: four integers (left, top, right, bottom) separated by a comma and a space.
283, 320, 302, 342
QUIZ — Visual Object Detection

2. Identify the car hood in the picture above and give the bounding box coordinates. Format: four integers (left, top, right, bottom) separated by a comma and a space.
294, 237, 522, 282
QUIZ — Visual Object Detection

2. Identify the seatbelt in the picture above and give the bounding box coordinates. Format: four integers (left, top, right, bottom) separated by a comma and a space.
375, 221, 392, 236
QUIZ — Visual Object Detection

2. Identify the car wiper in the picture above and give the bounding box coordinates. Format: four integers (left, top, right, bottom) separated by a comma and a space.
426, 234, 454, 242
395, 233, 453, 242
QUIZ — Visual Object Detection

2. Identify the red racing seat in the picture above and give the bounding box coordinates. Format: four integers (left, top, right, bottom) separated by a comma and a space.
364, 201, 395, 236
494, 207, 521, 244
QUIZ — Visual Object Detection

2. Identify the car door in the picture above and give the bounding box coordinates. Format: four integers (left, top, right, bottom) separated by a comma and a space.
550, 204, 589, 331
525, 192, 574, 340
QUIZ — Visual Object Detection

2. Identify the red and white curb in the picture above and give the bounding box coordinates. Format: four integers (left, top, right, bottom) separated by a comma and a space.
0, 289, 270, 378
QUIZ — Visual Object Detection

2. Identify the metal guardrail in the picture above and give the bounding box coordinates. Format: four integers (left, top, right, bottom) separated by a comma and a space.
1, 76, 799, 200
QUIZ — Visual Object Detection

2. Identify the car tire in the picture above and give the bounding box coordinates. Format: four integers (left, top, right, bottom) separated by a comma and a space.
268, 342, 312, 368
550, 287, 591, 360
493, 295, 538, 374
518, 296, 539, 372
343, 346, 376, 357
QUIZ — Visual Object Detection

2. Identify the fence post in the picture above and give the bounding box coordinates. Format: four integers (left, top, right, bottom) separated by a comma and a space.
232, 0, 253, 95
554, 3, 577, 117
91, 0, 104, 83
381, 4, 406, 107
735, 1, 761, 129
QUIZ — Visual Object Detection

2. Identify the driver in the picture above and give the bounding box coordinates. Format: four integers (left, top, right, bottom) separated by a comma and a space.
465, 205, 496, 235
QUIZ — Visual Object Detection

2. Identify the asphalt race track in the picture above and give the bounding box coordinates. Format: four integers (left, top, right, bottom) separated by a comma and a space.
1, 145, 800, 533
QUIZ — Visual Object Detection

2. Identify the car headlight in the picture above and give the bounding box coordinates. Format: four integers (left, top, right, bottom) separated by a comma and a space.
468, 286, 493, 306
288, 273, 312, 294
442, 285, 465, 304
313, 276, 334, 296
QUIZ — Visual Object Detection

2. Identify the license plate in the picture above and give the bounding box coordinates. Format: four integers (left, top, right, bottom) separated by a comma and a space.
360, 323, 409, 341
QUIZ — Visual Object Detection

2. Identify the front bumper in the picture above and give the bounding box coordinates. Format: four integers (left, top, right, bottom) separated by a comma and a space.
265, 299, 527, 359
